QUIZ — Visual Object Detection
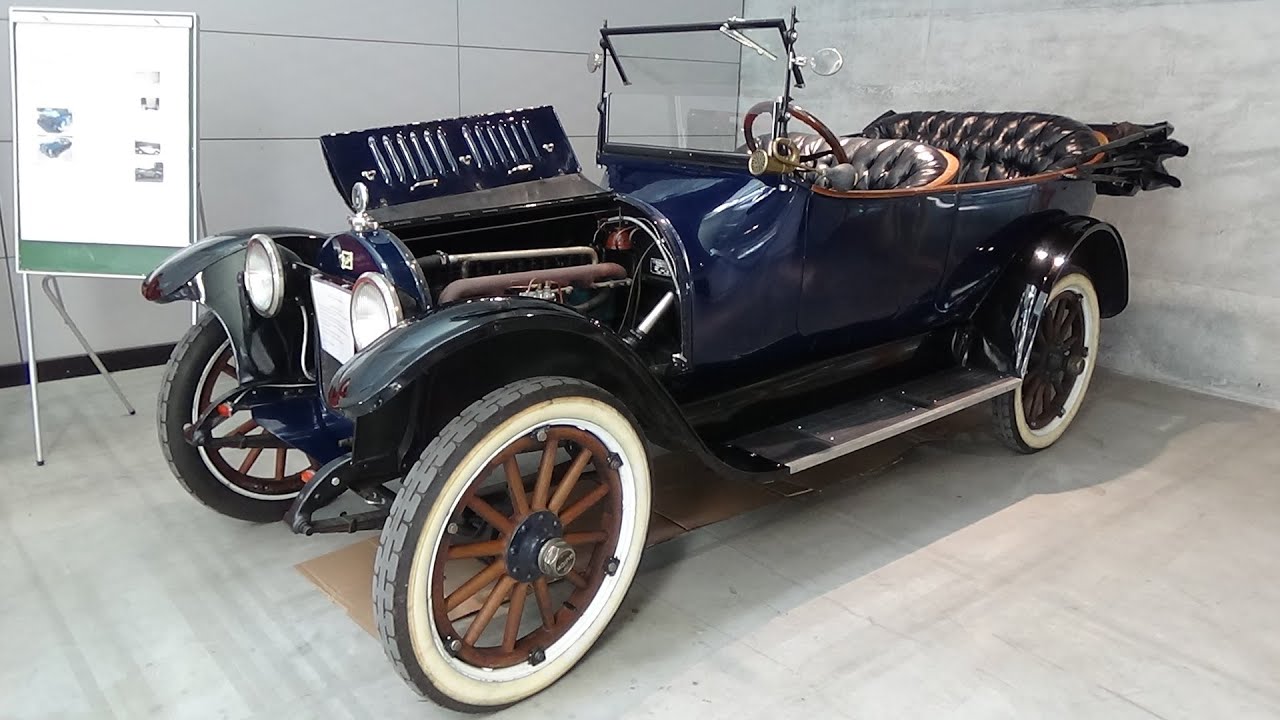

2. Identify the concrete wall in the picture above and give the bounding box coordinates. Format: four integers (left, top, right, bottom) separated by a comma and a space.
0, 0, 744, 369
743, 0, 1280, 408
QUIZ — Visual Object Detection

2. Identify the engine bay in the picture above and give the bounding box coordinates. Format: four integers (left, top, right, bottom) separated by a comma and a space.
394, 199, 682, 368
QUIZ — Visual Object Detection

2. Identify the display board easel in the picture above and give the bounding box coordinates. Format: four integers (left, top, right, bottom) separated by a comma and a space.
9, 8, 199, 464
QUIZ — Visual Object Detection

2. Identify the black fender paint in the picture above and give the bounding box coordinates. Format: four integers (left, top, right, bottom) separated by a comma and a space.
326, 296, 777, 477
970, 215, 1126, 375
141, 227, 325, 303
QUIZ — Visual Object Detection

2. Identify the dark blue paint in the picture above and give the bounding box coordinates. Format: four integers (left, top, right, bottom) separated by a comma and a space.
143, 102, 1130, 487
251, 395, 350, 464
320, 106, 579, 211
601, 150, 1102, 383
604, 155, 808, 367
799, 191, 954, 350
939, 179, 1097, 318
312, 229, 430, 310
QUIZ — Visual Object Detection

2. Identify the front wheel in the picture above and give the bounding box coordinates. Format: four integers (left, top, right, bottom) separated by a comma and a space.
374, 377, 651, 712
992, 270, 1101, 452
157, 314, 317, 522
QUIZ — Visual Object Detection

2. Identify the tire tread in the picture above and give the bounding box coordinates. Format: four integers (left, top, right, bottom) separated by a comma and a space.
989, 267, 1097, 455
374, 376, 626, 712
157, 314, 294, 522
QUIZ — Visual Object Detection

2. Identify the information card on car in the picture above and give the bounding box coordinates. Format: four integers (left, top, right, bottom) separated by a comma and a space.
310, 277, 355, 364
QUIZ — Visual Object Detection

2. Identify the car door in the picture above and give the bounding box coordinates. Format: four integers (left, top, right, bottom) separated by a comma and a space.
798, 191, 957, 351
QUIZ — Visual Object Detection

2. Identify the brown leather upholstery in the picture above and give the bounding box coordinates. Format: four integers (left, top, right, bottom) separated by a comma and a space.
862, 111, 1100, 184
786, 133, 956, 191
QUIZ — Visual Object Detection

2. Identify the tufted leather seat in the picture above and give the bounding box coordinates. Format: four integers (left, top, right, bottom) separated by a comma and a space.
862, 111, 1101, 184
786, 133, 956, 191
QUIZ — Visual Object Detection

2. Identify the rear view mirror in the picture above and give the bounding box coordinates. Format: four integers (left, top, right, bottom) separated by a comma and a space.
809, 48, 843, 77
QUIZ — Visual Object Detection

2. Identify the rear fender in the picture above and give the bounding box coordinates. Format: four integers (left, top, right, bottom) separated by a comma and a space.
326, 297, 733, 478
970, 216, 1127, 375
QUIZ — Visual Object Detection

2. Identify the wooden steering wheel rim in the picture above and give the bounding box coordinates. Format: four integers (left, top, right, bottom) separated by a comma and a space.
743, 101, 849, 166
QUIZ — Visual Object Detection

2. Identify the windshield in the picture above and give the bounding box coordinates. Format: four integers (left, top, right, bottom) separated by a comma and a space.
601, 25, 788, 155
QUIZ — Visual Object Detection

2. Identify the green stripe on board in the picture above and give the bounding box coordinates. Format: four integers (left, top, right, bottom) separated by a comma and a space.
18, 241, 179, 277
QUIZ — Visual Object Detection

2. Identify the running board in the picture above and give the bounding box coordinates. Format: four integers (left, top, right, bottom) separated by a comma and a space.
728, 368, 1021, 474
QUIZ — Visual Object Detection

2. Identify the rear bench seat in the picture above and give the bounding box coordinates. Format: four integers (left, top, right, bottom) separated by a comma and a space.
862, 110, 1101, 184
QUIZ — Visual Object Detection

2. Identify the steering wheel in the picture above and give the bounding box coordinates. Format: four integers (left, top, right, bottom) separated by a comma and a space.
743, 101, 849, 166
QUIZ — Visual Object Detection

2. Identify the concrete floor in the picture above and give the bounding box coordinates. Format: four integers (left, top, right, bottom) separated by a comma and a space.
2, 366, 1279, 720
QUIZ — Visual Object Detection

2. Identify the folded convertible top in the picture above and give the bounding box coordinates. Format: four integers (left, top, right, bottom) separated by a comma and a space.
1077, 121, 1190, 196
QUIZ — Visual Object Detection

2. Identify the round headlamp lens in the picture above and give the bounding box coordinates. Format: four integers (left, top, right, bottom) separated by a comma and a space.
350, 273, 402, 351
244, 234, 284, 317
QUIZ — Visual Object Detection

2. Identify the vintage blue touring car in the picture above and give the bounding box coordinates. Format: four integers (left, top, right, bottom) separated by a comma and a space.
141, 11, 1185, 711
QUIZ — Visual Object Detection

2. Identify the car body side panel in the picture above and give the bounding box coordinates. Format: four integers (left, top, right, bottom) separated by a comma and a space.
939, 179, 1098, 319
604, 156, 807, 369
799, 190, 956, 351
604, 153, 1109, 401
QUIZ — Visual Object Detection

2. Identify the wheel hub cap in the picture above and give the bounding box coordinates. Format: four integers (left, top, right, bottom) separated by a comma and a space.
505, 510, 565, 582
430, 423, 627, 673
537, 539, 576, 579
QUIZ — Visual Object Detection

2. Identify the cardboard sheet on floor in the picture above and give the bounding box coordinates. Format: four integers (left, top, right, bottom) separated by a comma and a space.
296, 445, 917, 636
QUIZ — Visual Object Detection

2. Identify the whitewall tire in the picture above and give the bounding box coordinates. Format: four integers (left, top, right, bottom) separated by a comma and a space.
374, 376, 651, 712
992, 270, 1101, 453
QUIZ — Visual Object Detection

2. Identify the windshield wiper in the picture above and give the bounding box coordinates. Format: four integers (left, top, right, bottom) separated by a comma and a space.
719, 22, 777, 61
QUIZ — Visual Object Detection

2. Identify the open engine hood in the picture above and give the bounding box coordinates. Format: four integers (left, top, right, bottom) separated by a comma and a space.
320, 106, 596, 222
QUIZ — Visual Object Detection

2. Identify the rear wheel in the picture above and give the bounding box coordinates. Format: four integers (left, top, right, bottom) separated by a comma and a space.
157, 314, 317, 522
374, 376, 650, 712
992, 270, 1101, 453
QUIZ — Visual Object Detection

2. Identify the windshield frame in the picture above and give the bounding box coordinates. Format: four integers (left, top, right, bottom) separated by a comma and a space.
596, 14, 801, 169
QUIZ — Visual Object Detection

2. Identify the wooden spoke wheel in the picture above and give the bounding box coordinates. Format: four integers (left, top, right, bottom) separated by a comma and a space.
158, 314, 318, 522
375, 377, 651, 712
432, 425, 623, 669
992, 270, 1101, 453
1022, 290, 1089, 431
193, 343, 316, 498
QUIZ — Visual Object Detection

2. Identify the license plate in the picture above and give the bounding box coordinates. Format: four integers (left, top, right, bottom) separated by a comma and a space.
309, 276, 354, 364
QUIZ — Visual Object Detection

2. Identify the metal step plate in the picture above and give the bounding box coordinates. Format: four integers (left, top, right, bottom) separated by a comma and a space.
730, 367, 1021, 473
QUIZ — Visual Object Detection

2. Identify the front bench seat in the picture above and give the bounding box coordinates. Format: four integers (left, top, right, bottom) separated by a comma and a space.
862, 111, 1101, 184
788, 133, 958, 191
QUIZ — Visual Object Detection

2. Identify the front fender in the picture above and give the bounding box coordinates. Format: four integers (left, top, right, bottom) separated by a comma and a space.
331, 297, 656, 413
972, 215, 1127, 375
327, 296, 711, 457
141, 226, 325, 303
142, 227, 324, 382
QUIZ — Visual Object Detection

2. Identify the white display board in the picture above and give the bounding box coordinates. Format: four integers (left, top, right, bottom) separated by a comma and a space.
10, 8, 197, 277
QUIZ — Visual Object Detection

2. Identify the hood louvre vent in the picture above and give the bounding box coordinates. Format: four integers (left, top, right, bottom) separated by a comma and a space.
321, 106, 580, 211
